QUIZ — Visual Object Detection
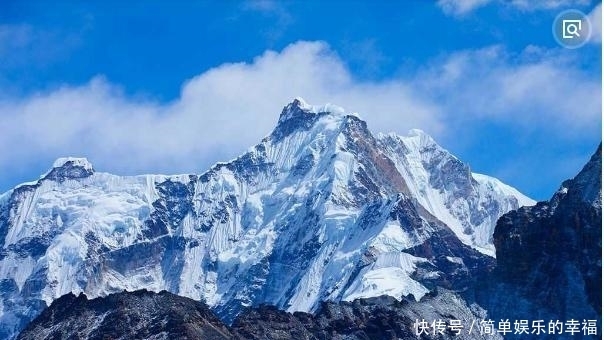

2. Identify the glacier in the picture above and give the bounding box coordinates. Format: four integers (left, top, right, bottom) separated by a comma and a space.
0, 98, 534, 339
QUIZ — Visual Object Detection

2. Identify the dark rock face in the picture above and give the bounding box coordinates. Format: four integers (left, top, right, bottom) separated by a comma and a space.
143, 177, 197, 239
270, 99, 327, 142
231, 290, 496, 340
17, 290, 233, 340
19, 289, 494, 340
42, 160, 94, 182
405, 225, 495, 295
477, 144, 602, 338
0, 185, 40, 261
231, 297, 429, 340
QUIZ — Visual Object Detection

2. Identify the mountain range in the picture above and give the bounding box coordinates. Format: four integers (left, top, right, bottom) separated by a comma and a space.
2, 99, 598, 339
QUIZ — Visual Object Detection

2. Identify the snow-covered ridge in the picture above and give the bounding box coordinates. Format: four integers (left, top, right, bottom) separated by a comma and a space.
376, 130, 535, 256
0, 99, 535, 339
292, 96, 347, 116
276, 97, 353, 129
472, 173, 535, 208
51, 157, 94, 171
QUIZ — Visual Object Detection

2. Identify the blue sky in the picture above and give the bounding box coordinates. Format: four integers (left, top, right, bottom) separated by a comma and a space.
0, 0, 601, 200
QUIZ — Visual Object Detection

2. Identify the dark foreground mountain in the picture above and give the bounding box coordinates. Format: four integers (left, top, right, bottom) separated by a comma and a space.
231, 289, 496, 340
19, 288, 495, 340
476, 144, 602, 338
16, 289, 232, 340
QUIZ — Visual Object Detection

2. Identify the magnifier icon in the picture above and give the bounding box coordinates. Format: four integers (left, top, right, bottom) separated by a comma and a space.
553, 10, 591, 49
562, 20, 582, 38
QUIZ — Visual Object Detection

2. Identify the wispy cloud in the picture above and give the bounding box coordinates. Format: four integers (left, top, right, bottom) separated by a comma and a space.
509, 0, 591, 11
0, 24, 33, 52
414, 45, 600, 133
0, 23, 84, 70
240, 0, 293, 43
588, 3, 602, 43
0, 41, 599, 192
437, 0, 491, 16
242, 0, 283, 14
340, 39, 389, 79
438, 0, 592, 16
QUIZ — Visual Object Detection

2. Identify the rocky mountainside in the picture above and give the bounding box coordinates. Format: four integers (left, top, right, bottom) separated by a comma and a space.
476, 144, 602, 338
16, 289, 232, 340
231, 289, 499, 340
19, 288, 497, 340
0, 99, 533, 339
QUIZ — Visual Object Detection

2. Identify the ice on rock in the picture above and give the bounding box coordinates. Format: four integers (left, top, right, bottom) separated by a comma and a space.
52, 157, 94, 171
342, 252, 430, 302
293, 97, 347, 115
377, 130, 535, 257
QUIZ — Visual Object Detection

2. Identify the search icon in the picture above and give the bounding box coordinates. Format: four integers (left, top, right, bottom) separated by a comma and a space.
553, 9, 591, 49
563, 20, 582, 38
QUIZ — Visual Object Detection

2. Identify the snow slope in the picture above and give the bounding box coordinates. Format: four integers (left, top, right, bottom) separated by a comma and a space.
377, 130, 534, 255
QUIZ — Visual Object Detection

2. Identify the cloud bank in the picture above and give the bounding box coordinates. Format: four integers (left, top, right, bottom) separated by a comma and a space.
0, 41, 600, 187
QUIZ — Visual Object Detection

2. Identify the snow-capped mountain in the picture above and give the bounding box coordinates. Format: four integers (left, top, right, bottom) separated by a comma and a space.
0, 98, 534, 339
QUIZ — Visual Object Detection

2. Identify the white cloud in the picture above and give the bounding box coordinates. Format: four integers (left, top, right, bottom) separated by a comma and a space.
510, 0, 591, 11
0, 41, 600, 184
414, 45, 601, 132
588, 3, 602, 43
0, 41, 440, 178
438, 0, 592, 16
437, 0, 491, 16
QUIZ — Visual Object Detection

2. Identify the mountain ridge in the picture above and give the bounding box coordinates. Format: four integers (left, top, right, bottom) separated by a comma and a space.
17, 288, 496, 340
16, 142, 602, 340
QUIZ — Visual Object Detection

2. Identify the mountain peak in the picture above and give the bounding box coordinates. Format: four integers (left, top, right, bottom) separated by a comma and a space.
52, 157, 94, 171
405, 129, 438, 149
291, 96, 310, 109
562, 143, 602, 207
407, 128, 427, 137
272, 98, 347, 141
278, 98, 346, 122
43, 157, 95, 182
377, 129, 441, 158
